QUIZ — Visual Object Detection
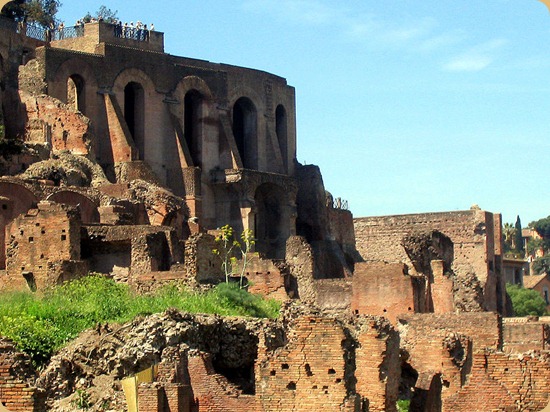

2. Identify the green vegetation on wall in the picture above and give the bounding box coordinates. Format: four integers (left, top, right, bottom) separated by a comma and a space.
0, 275, 281, 365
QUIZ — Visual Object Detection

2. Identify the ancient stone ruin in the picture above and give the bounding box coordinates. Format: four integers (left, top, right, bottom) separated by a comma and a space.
0, 14, 548, 412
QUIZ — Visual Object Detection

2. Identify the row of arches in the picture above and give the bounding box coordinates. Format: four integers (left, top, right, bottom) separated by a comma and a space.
53, 58, 292, 173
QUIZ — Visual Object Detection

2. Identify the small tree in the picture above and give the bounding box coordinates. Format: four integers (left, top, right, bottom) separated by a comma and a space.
212, 225, 255, 288
84, 5, 118, 23
515, 216, 524, 254
24, 0, 61, 29
506, 284, 547, 316
532, 216, 550, 242
532, 257, 550, 276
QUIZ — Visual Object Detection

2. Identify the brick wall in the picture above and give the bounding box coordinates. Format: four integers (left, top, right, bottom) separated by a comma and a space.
187, 353, 259, 411
502, 317, 550, 353
443, 351, 550, 411
354, 209, 505, 313
82, 224, 181, 280
256, 316, 353, 411
354, 318, 400, 412
351, 262, 421, 322
398, 313, 501, 401
0, 340, 43, 412
184, 233, 223, 284
19, 91, 92, 156
5, 201, 83, 291
285, 236, 316, 302
241, 258, 288, 301
314, 278, 352, 312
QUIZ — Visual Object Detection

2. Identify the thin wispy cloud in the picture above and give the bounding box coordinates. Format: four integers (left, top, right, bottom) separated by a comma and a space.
242, 0, 509, 72
243, 0, 443, 51
416, 32, 465, 53
443, 39, 507, 72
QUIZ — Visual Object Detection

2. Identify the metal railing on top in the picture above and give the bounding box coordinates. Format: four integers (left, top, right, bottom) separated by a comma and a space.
53, 25, 83, 41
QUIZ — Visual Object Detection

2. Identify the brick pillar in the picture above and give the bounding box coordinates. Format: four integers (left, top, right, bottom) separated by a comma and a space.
138, 383, 165, 412
164, 383, 191, 412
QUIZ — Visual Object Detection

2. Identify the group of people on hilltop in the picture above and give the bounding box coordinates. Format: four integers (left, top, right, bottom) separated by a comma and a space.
55, 18, 155, 42
113, 20, 155, 41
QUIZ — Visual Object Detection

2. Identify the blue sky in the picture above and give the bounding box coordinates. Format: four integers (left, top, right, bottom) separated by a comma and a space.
57, 1, 550, 225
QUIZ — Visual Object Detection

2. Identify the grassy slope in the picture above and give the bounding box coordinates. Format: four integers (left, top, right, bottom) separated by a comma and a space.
0, 275, 280, 365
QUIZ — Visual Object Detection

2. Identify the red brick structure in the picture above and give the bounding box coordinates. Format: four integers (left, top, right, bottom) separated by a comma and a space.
444, 351, 550, 412
3, 202, 87, 291
354, 208, 507, 315
0, 340, 43, 412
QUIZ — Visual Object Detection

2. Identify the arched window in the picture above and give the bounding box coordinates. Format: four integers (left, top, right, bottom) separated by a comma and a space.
124, 82, 145, 159
184, 90, 203, 167
232, 97, 257, 169
67, 74, 85, 113
275, 104, 288, 171
543, 287, 549, 305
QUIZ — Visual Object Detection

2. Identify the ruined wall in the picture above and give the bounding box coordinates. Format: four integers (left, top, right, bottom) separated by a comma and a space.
398, 312, 501, 403
354, 318, 400, 412
238, 257, 288, 302
285, 236, 316, 302
443, 351, 550, 412
354, 209, 505, 314
0, 339, 43, 412
18, 91, 93, 156
351, 262, 422, 322
4, 202, 86, 291
256, 316, 355, 411
314, 279, 352, 312
183, 233, 222, 284
187, 353, 259, 411
502, 317, 550, 353
81, 225, 182, 281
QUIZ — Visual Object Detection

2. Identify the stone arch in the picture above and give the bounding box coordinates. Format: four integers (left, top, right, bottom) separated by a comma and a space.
0, 181, 39, 269
254, 183, 290, 259
275, 104, 288, 172
67, 74, 85, 112
123, 81, 145, 158
46, 190, 99, 224
50, 58, 98, 116
0, 181, 39, 219
229, 86, 265, 171
232, 97, 258, 170
184, 89, 204, 167
113, 68, 156, 162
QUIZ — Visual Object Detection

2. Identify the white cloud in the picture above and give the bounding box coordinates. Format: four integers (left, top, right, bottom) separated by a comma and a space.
442, 39, 507, 72
443, 56, 494, 72
416, 32, 465, 53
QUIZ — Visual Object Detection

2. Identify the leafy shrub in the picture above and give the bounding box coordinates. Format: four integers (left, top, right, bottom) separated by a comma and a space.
0, 275, 281, 365
397, 399, 410, 412
532, 256, 550, 276
506, 283, 548, 317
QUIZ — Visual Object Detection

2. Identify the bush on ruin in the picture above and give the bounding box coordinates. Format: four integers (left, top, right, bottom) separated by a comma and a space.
213, 225, 255, 288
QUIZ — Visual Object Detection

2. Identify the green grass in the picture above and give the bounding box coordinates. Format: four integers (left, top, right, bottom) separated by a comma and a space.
0, 275, 280, 365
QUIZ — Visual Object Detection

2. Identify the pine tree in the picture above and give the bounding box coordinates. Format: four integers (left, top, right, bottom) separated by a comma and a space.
515, 216, 524, 254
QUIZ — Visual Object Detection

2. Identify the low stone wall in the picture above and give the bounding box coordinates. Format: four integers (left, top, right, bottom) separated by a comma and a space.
502, 317, 550, 353
444, 351, 550, 412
